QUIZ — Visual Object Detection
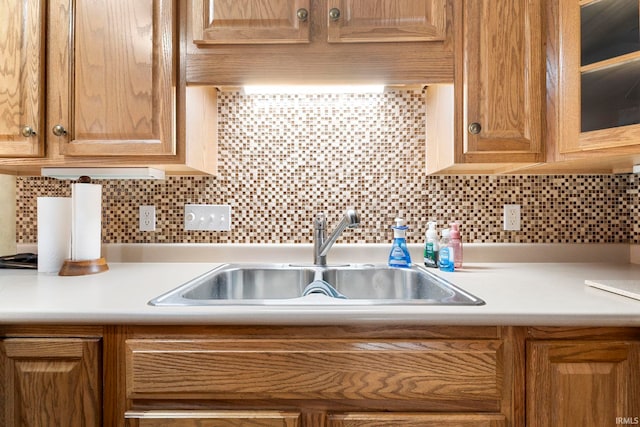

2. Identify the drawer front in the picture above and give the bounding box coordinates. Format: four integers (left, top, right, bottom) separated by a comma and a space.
328, 413, 506, 427
125, 410, 300, 427
126, 339, 502, 403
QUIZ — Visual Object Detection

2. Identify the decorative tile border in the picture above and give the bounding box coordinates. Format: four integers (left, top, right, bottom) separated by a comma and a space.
15, 90, 634, 245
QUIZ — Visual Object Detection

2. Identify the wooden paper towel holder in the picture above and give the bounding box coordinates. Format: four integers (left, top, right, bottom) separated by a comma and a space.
59, 258, 109, 276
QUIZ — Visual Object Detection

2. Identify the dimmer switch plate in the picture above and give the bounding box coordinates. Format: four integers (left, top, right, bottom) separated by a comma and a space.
503, 204, 521, 231
184, 204, 231, 231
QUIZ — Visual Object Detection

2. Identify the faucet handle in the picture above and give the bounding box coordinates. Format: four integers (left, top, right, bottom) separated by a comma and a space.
345, 209, 360, 228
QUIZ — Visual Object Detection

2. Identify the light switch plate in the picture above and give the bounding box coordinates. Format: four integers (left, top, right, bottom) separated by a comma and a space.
184, 204, 231, 231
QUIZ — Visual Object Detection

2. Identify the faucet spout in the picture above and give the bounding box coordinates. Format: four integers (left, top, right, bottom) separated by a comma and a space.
313, 209, 360, 266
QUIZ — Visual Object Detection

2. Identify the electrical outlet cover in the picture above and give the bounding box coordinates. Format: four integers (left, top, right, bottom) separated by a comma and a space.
503, 204, 521, 231
139, 206, 156, 231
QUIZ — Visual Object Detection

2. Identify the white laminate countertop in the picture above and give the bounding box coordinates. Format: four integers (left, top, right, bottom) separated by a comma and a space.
1, 261, 639, 326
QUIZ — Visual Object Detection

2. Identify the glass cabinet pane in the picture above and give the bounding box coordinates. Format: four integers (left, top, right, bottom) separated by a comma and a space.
581, 0, 639, 66
581, 58, 640, 132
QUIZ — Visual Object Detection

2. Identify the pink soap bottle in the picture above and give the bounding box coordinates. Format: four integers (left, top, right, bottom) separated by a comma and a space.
450, 222, 463, 269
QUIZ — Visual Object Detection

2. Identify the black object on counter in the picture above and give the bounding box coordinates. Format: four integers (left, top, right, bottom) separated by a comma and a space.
0, 253, 38, 269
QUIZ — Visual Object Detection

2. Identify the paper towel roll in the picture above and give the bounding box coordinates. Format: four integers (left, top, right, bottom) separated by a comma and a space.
71, 183, 102, 261
37, 197, 71, 273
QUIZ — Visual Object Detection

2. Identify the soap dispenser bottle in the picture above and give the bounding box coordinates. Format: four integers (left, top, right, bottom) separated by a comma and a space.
450, 222, 463, 269
438, 228, 455, 272
423, 221, 439, 268
388, 217, 412, 268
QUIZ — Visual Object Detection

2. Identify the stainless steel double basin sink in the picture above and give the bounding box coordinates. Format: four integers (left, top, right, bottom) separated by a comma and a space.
149, 264, 485, 306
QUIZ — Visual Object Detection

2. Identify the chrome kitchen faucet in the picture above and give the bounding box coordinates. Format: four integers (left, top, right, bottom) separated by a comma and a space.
313, 209, 360, 266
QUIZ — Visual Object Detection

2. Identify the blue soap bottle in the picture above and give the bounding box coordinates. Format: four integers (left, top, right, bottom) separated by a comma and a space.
438, 228, 455, 272
388, 217, 412, 268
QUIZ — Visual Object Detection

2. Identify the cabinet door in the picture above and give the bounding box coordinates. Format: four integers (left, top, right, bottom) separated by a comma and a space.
0, 0, 45, 158
48, 0, 175, 157
328, 413, 505, 427
191, 0, 311, 45
555, 0, 640, 154
326, 0, 446, 43
126, 410, 300, 427
0, 338, 102, 427
461, 0, 544, 163
527, 340, 640, 427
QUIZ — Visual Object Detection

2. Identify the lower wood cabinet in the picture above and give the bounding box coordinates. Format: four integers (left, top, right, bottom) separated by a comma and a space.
0, 337, 102, 427
121, 325, 513, 427
125, 410, 301, 427
1, 325, 639, 427
527, 340, 640, 427
327, 413, 505, 427
124, 411, 505, 427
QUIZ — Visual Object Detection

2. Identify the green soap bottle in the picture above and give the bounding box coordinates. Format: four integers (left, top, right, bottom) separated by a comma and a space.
423, 221, 439, 268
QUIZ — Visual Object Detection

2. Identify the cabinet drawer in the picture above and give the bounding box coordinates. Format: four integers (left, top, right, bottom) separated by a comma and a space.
126, 339, 502, 405
125, 410, 300, 427
328, 413, 505, 427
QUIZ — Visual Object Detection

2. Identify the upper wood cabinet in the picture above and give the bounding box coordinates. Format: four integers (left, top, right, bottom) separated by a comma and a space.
506, 0, 640, 174
527, 340, 640, 427
0, 0, 45, 158
49, 0, 176, 158
326, 0, 447, 43
426, 0, 545, 174
0, 337, 102, 427
0, 0, 217, 175
186, 0, 454, 85
192, 0, 312, 45
191, 0, 446, 46
547, 0, 640, 161
461, 0, 544, 164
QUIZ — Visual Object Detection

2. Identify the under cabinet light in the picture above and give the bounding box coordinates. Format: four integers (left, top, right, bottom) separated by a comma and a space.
242, 85, 385, 95
41, 167, 166, 180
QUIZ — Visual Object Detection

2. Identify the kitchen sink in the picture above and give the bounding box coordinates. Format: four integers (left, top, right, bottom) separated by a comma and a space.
149, 264, 485, 306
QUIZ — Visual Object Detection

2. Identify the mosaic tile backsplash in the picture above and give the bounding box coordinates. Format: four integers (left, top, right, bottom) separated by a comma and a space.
15, 89, 636, 245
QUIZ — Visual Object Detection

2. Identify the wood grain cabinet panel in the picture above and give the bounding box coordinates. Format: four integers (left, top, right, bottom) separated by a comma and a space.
0, 338, 102, 427
527, 340, 640, 427
192, 0, 311, 45
0, 0, 45, 158
186, 0, 454, 85
326, 0, 446, 43
461, 0, 544, 161
327, 413, 505, 427
49, 0, 176, 157
126, 339, 502, 406
126, 410, 301, 427
191, 0, 445, 45
425, 0, 545, 174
